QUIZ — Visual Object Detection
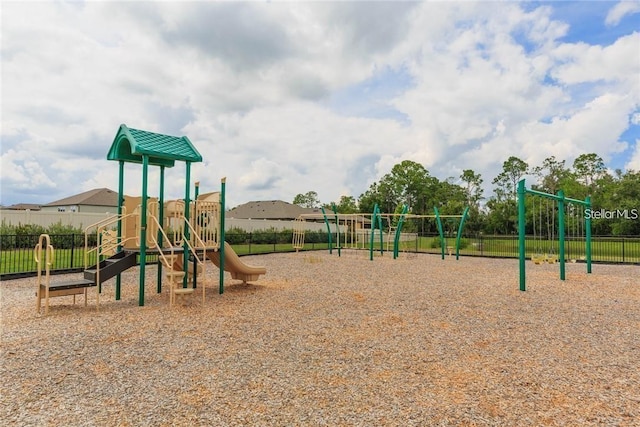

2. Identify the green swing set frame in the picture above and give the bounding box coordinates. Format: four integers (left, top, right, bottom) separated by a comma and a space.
517, 179, 592, 291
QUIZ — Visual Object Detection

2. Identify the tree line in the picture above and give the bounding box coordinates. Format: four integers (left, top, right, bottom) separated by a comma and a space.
293, 153, 640, 236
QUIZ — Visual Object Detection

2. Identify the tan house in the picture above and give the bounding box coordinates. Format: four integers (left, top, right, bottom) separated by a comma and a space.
41, 188, 119, 214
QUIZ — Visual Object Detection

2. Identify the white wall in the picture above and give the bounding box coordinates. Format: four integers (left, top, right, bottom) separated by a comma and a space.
0, 211, 340, 233
1, 210, 115, 231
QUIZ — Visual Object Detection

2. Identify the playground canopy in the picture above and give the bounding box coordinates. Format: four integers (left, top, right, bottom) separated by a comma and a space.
107, 124, 203, 166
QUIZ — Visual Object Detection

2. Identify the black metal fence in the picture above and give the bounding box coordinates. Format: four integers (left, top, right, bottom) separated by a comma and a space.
1, 232, 638, 280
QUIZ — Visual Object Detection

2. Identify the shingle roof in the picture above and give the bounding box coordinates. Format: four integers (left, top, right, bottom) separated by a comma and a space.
107, 124, 202, 167
44, 188, 119, 207
227, 200, 322, 220
3, 203, 42, 211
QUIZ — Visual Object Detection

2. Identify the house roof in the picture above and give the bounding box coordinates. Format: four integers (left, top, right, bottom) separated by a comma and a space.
107, 124, 202, 167
227, 200, 322, 220
44, 188, 119, 207
3, 203, 42, 211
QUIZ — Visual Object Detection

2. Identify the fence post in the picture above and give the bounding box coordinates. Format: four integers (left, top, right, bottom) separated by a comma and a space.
622, 237, 625, 263
70, 234, 75, 269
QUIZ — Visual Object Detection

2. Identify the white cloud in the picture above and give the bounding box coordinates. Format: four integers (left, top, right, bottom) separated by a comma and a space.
550, 33, 640, 86
605, 1, 640, 27
626, 140, 640, 171
1, 1, 638, 208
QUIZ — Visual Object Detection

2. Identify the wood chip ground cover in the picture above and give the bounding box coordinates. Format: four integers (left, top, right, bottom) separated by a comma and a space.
1, 252, 638, 426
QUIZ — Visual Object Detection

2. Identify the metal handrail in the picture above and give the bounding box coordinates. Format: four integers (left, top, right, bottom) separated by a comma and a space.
34, 234, 54, 314
84, 211, 137, 269
148, 214, 207, 305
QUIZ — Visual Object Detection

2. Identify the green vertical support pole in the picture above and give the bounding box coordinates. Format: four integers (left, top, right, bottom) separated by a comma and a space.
332, 203, 341, 257
585, 195, 592, 274
183, 162, 191, 289
557, 190, 566, 281
518, 179, 526, 291
455, 206, 470, 260
115, 160, 124, 300
369, 204, 379, 261
434, 206, 445, 260
377, 209, 384, 256
219, 178, 226, 294
321, 207, 333, 255
393, 205, 408, 259
139, 155, 149, 306
157, 165, 165, 294
193, 181, 200, 290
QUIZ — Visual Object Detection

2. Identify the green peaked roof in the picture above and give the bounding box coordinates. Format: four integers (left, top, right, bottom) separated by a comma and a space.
107, 124, 203, 167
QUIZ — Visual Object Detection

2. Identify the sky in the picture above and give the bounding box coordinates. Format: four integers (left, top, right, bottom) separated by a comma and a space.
1, 0, 639, 209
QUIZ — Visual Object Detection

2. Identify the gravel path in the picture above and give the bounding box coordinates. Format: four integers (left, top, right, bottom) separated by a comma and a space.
1, 251, 639, 426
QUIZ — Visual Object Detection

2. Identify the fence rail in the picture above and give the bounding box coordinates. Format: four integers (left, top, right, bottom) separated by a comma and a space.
1, 233, 638, 280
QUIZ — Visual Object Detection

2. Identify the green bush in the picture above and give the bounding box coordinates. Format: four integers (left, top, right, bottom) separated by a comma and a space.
429, 237, 442, 248
0, 220, 16, 250
305, 230, 330, 244
225, 227, 248, 245
278, 229, 293, 244
46, 221, 84, 249
458, 238, 469, 250
250, 228, 278, 244
14, 224, 47, 248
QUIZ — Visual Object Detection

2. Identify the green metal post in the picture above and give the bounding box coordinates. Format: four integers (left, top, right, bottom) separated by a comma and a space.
321, 207, 333, 255
139, 155, 149, 306
116, 161, 124, 300
369, 204, 379, 261
157, 165, 165, 294
585, 196, 592, 274
518, 179, 526, 291
192, 181, 200, 290
434, 207, 445, 260
377, 209, 384, 256
558, 190, 566, 281
393, 205, 408, 259
182, 163, 191, 288
332, 203, 341, 257
455, 206, 470, 260
219, 178, 226, 294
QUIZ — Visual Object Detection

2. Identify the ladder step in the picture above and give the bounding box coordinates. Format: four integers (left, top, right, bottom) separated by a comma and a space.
173, 288, 194, 295
166, 271, 186, 278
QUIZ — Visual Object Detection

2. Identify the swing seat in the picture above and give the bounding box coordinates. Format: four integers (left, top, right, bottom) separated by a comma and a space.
531, 254, 546, 265
546, 254, 558, 264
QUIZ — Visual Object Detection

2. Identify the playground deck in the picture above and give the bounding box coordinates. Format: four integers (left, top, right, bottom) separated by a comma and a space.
1, 251, 638, 426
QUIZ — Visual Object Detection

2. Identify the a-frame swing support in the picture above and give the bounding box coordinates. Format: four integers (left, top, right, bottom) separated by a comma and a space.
518, 179, 592, 291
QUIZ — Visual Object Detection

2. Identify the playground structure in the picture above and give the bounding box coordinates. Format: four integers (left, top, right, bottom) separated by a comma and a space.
517, 179, 592, 291
293, 203, 469, 261
35, 124, 266, 314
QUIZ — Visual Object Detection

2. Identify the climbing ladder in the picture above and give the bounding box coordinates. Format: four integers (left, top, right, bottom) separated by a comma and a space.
292, 217, 306, 251
35, 234, 94, 315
